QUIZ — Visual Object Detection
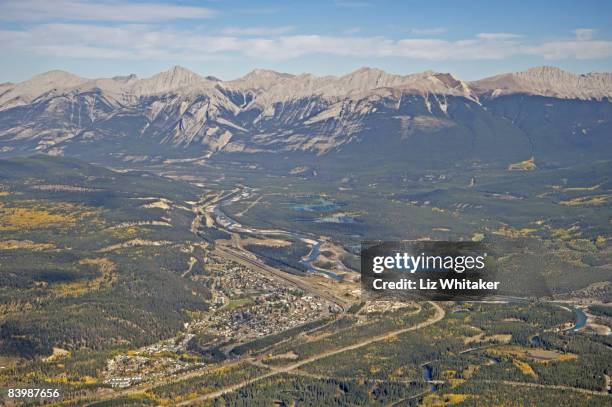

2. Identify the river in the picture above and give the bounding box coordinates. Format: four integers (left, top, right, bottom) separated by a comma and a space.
209, 189, 342, 279
571, 307, 587, 331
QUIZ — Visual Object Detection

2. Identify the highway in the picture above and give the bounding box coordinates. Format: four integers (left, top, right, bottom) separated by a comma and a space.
175, 301, 445, 405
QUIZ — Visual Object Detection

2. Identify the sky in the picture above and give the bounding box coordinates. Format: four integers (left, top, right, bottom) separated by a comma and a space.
1, 0, 612, 83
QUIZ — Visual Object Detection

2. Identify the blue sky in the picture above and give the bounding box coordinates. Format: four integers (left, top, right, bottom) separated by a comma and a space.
1, 0, 612, 82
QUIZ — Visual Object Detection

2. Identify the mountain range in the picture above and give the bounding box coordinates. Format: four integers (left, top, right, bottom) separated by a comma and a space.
0, 66, 610, 168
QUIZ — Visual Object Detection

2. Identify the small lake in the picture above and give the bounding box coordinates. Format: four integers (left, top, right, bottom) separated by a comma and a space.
293, 197, 341, 212
422, 364, 438, 391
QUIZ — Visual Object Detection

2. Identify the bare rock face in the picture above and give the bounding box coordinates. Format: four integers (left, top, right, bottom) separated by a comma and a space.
0, 70, 88, 109
0, 66, 610, 160
471, 66, 612, 100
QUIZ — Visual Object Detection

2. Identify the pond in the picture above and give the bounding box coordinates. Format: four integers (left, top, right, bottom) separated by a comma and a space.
292, 197, 341, 212
422, 363, 438, 391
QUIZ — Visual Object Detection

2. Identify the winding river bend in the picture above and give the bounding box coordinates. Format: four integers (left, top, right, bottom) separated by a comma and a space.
208, 188, 341, 279
571, 307, 587, 331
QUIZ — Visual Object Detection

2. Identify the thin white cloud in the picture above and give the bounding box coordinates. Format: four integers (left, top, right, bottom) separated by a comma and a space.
221, 26, 294, 36
573, 28, 596, 41
0, 25, 611, 62
527, 40, 612, 60
476, 33, 523, 40
344, 27, 362, 35
525, 29, 612, 60
0, 0, 215, 22
410, 27, 448, 36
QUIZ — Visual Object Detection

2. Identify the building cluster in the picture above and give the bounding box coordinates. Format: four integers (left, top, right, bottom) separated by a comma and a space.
103, 342, 206, 388
102, 256, 329, 387
103, 375, 143, 389
192, 259, 329, 341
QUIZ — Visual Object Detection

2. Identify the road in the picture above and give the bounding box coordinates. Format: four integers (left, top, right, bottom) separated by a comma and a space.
475, 380, 611, 396
175, 301, 445, 405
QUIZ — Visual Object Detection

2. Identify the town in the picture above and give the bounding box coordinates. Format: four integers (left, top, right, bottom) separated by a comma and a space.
103, 253, 334, 387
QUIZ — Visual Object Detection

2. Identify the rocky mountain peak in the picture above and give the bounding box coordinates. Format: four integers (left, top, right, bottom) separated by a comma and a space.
517, 66, 578, 84
234, 69, 295, 89
19, 70, 87, 95
346, 67, 388, 77
525, 65, 567, 75
472, 66, 612, 100
339, 67, 404, 89
28, 69, 86, 85
430, 72, 462, 88
112, 73, 138, 83
0, 65, 610, 160
0, 69, 87, 108
137, 65, 204, 93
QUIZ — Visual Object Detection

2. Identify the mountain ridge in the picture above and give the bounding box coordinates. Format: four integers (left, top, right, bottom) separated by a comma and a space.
471, 65, 612, 100
0, 65, 610, 163
3, 65, 612, 109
